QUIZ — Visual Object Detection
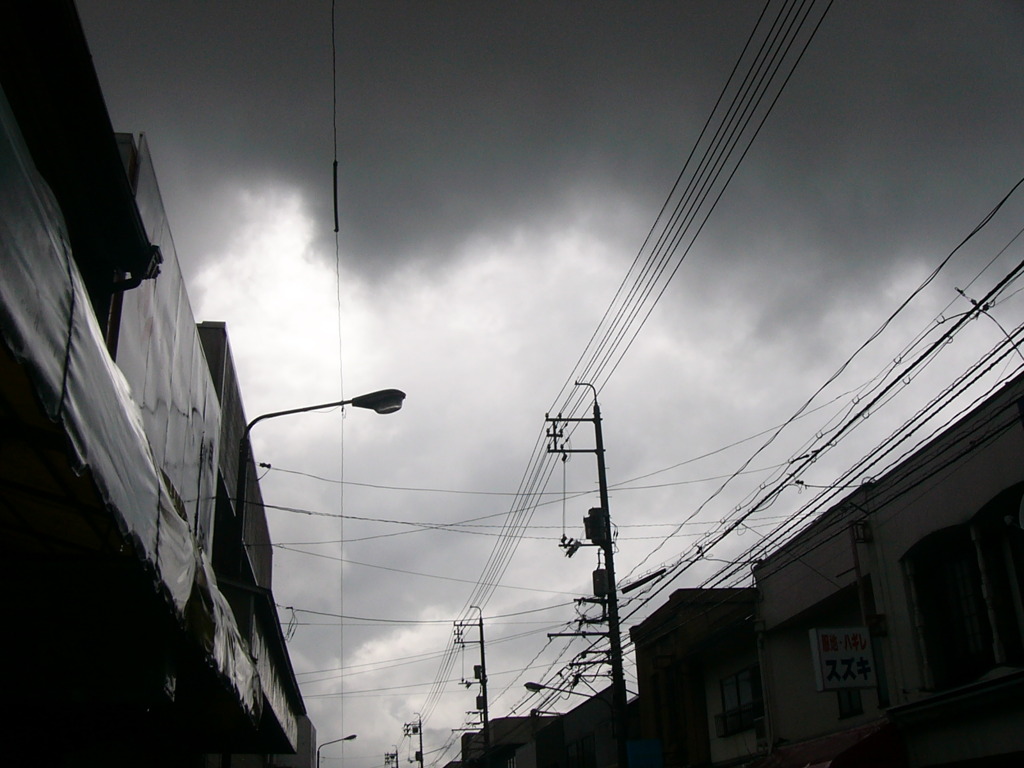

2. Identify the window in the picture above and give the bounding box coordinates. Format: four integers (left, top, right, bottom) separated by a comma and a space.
904, 484, 1024, 690
715, 665, 764, 736
566, 734, 596, 768
837, 687, 863, 719
906, 527, 994, 688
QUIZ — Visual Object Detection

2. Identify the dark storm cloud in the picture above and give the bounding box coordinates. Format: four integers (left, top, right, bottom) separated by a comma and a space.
77, 1, 763, 275
737, 0, 1024, 253
665, 0, 1024, 353
329, 2, 762, 268
78, 1, 1024, 286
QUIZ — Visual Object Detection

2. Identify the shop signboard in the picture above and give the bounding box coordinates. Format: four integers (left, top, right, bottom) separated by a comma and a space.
809, 627, 876, 690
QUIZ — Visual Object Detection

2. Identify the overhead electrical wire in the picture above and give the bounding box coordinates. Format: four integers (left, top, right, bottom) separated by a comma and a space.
483, 0, 839, 660
318, 0, 1023, 748
274, 518, 774, 545
464, 12, 1024, 748
295, 621, 570, 688
307, 660, 567, 699
275, 546, 580, 595
641, 350, 1024, 640
621, 262, 1024, 622
617, 321, 1024, 631
516, 174, 1024, 716
415, 0, 838, 732
549, 0, 835, 424
709, 336, 1024, 590
624, 175, 1024, 580
408, 0, 1024, 736
631, 309, 1024, 616
266, 457, 792, 498
469, 0, 832, 634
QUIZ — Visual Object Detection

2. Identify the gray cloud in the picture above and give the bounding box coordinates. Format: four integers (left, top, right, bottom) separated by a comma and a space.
81, 1, 1024, 283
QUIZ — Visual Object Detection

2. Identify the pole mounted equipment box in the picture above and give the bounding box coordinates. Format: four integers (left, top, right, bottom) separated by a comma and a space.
585, 507, 608, 544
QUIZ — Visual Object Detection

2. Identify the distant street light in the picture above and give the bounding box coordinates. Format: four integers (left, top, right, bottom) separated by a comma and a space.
525, 681, 615, 718
234, 388, 406, 573
524, 681, 591, 698
317, 734, 357, 768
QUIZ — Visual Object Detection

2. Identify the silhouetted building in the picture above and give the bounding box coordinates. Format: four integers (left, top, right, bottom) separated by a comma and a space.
0, 1, 309, 764
630, 372, 1024, 768
461, 717, 544, 768
631, 589, 761, 768
752, 371, 1024, 767
517, 687, 618, 768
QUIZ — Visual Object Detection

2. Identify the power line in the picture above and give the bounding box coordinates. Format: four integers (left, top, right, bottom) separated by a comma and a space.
275, 546, 580, 596
626, 300, 1024, 620
520, 177, 1024, 707
625, 172, 1024, 581
416, 0, 837, 732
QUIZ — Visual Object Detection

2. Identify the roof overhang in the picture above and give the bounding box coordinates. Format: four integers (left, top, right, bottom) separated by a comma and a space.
0, 0, 161, 289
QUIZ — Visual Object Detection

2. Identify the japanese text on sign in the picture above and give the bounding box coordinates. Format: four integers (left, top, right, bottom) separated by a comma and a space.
809, 627, 876, 691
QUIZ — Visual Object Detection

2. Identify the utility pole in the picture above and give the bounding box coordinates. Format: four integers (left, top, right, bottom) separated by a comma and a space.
385, 748, 399, 768
404, 715, 424, 768
455, 606, 490, 767
545, 382, 629, 768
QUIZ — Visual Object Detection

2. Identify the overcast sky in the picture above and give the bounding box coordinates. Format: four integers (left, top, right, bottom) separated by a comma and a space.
76, 1, 1024, 765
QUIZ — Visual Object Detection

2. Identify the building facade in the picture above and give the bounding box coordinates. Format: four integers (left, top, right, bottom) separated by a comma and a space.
0, 1, 309, 763
517, 688, 618, 768
631, 589, 762, 768
755, 371, 1024, 767
630, 373, 1024, 767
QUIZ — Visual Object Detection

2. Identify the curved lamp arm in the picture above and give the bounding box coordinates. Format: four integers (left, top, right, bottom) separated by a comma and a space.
233, 389, 405, 572
317, 734, 357, 768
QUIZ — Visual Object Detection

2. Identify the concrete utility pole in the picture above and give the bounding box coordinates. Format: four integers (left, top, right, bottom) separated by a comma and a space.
455, 607, 490, 766
404, 715, 424, 768
545, 382, 629, 768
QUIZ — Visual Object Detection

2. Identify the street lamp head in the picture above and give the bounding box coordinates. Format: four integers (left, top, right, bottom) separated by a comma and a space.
319, 734, 357, 750
349, 388, 406, 414
525, 681, 592, 699
317, 735, 357, 768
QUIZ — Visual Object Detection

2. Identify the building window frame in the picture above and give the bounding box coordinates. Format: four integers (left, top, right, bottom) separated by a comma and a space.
836, 687, 863, 719
903, 484, 1024, 691
565, 733, 596, 768
714, 665, 763, 737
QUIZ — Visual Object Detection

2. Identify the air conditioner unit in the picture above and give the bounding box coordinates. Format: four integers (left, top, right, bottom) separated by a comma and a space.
714, 713, 726, 738
754, 716, 768, 750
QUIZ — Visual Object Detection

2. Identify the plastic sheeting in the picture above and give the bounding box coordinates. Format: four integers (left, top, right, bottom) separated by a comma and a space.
252, 617, 301, 748
0, 87, 259, 719
115, 133, 220, 557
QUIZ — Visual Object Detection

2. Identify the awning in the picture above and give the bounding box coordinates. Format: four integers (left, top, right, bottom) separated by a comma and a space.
750, 721, 905, 768
888, 669, 1024, 766
0, 73, 261, 748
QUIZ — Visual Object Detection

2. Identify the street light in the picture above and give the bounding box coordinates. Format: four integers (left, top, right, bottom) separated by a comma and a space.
525, 682, 615, 717
524, 681, 591, 697
233, 388, 406, 573
317, 734, 357, 768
